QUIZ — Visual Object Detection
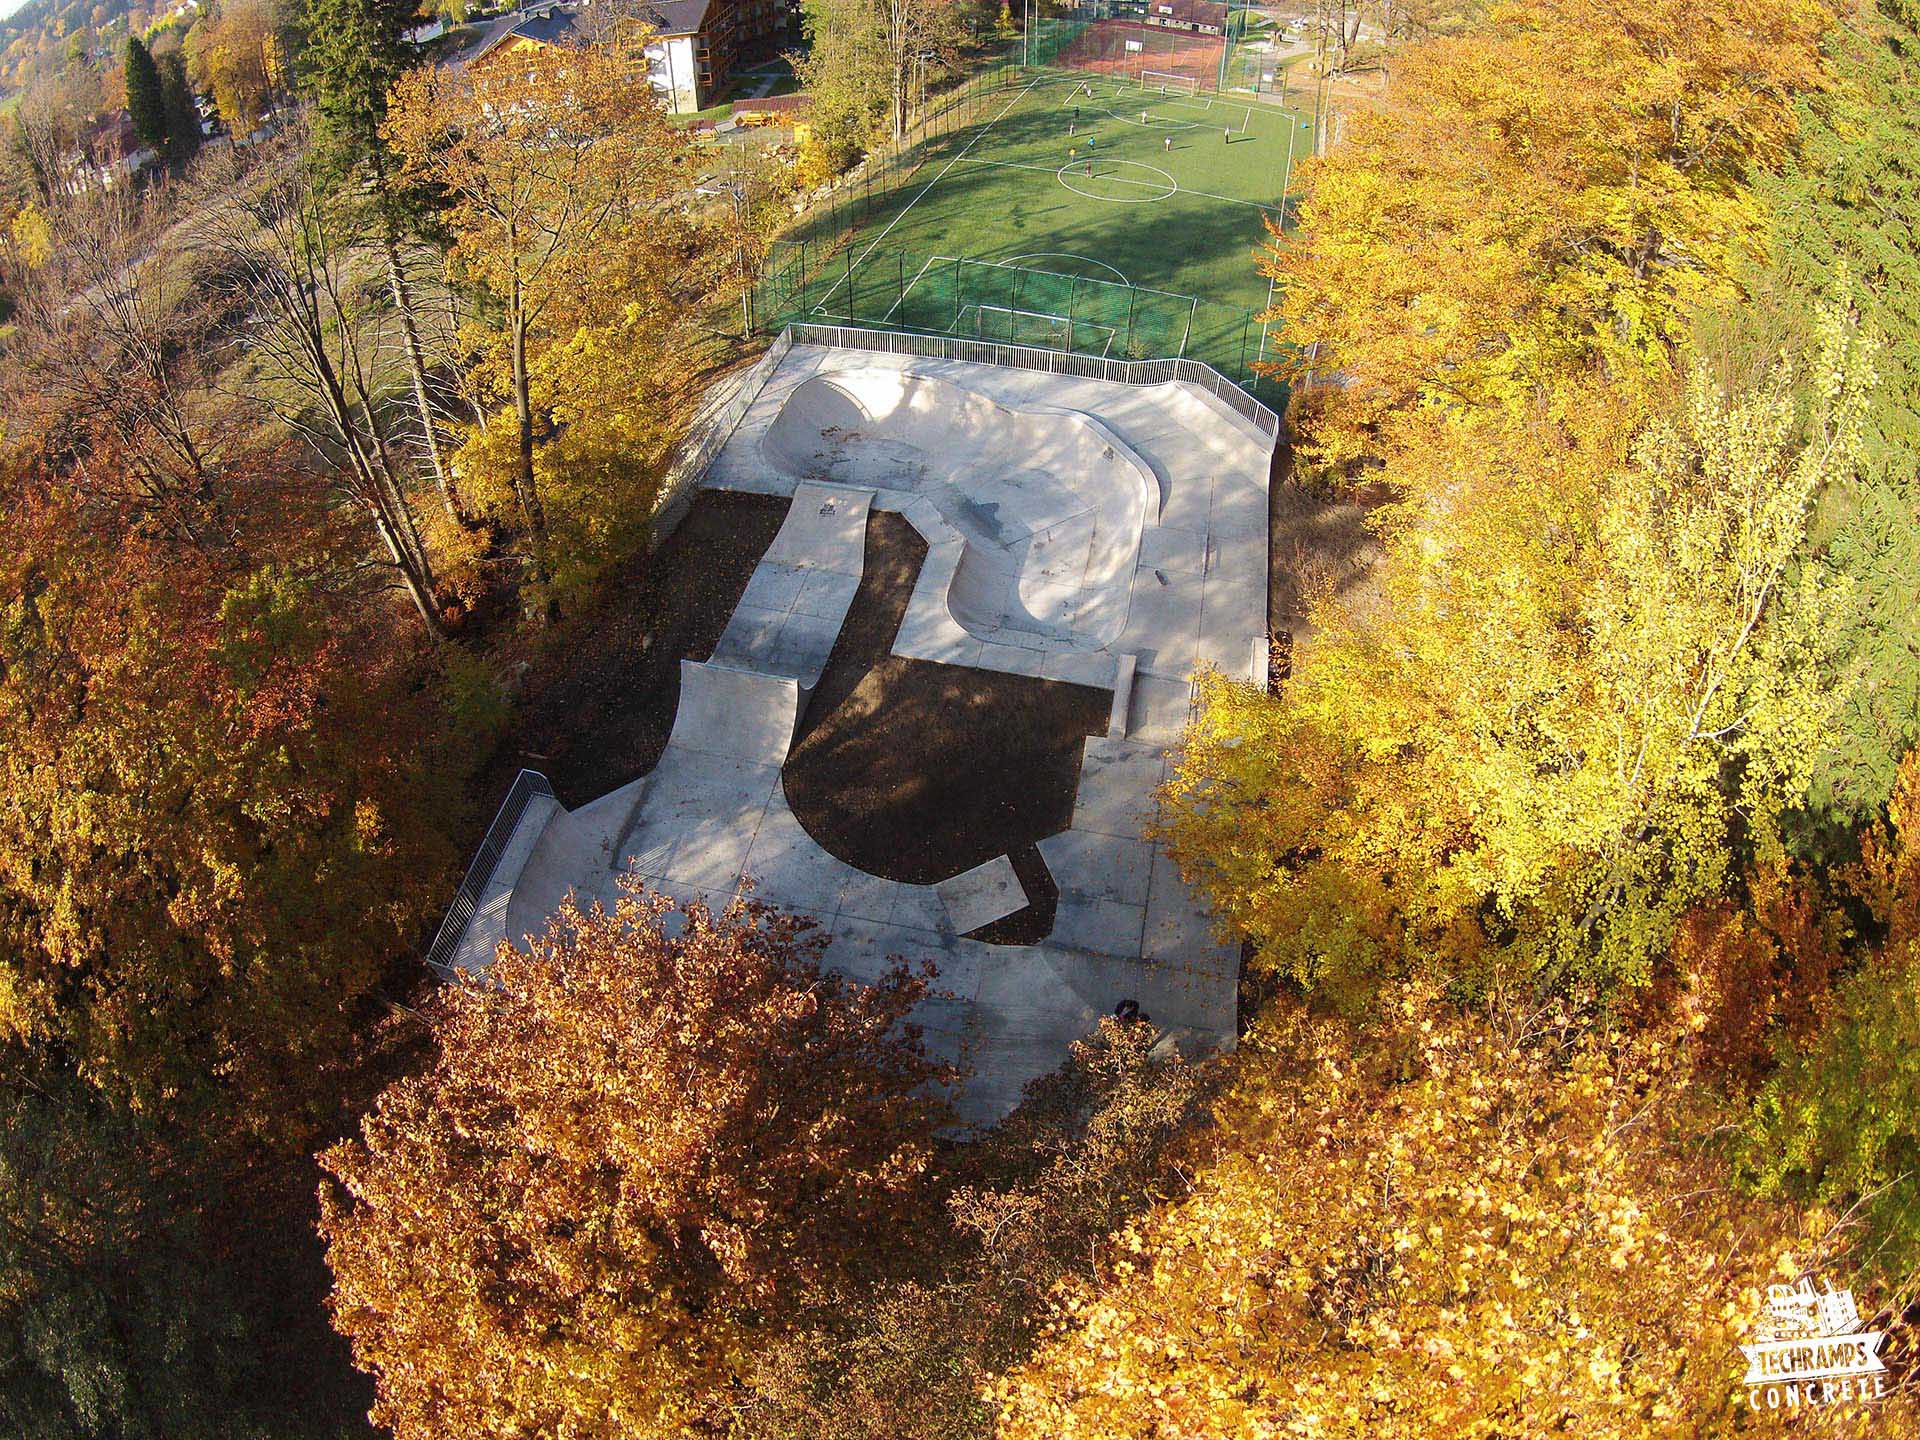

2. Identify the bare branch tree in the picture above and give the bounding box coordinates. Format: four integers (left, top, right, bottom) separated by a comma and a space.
188, 133, 448, 635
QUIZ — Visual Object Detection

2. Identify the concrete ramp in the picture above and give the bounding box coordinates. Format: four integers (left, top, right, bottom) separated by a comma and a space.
711, 483, 871, 689
666, 659, 802, 766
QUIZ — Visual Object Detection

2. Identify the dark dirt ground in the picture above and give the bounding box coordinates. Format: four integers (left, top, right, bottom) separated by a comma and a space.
1266, 437, 1390, 673
783, 511, 1111, 943
479, 490, 791, 810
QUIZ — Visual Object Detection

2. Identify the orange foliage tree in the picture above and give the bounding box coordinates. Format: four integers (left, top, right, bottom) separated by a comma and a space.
0, 479, 454, 1142
318, 883, 953, 1438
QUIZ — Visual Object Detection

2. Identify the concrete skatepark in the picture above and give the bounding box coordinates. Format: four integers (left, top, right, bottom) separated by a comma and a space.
443, 340, 1275, 1125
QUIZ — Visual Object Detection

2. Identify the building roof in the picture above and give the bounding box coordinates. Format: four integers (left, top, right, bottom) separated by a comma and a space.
464, 0, 711, 65
466, 4, 581, 64
634, 0, 710, 35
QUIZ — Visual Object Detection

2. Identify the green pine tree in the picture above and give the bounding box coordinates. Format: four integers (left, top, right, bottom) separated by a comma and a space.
297, 0, 468, 526
124, 35, 167, 155
158, 49, 202, 162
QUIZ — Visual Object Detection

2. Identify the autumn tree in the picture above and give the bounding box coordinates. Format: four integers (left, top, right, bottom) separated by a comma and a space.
794, 0, 888, 173
993, 980, 1918, 1437
1166, 301, 1876, 994
185, 0, 290, 133
3, 183, 220, 540
1263, 0, 1826, 472
318, 883, 951, 1439
385, 43, 693, 611
796, 0, 964, 149
735, 1017, 1214, 1440
0, 482, 454, 1141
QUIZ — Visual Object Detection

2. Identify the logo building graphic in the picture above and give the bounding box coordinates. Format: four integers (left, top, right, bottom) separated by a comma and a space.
1741, 1277, 1888, 1411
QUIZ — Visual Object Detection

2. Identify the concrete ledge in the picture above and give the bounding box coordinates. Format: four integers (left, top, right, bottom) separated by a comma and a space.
935, 855, 1028, 934
450, 792, 561, 976
1108, 652, 1138, 738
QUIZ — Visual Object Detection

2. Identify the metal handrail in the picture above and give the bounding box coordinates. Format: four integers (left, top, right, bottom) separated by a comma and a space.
424, 768, 555, 977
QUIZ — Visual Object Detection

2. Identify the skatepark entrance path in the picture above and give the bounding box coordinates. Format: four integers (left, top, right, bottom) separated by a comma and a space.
444, 344, 1274, 1126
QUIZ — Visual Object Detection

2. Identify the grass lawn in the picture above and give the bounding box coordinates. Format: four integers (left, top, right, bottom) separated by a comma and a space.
762, 67, 1312, 389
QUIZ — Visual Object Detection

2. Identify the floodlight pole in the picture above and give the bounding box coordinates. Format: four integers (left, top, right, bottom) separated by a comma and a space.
1278, 117, 1295, 220
1255, 273, 1275, 366
1215, 0, 1232, 92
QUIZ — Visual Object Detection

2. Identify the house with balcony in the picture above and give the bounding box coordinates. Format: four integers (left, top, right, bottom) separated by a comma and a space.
464, 0, 795, 115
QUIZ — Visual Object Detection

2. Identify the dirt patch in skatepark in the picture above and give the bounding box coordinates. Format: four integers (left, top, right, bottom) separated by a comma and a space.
483, 491, 790, 808
785, 511, 1110, 942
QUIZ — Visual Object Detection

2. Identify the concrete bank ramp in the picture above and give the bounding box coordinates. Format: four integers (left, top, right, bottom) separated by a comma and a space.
711, 482, 871, 689
666, 659, 803, 766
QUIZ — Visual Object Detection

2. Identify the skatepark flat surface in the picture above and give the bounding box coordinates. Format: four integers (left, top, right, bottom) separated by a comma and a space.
447, 346, 1273, 1126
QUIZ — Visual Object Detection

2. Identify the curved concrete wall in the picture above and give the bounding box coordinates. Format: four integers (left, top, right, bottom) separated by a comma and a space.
765, 371, 1155, 649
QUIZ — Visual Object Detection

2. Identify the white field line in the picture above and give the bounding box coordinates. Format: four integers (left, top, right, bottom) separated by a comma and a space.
813, 77, 1042, 315
880, 253, 942, 323
953, 154, 1282, 212
1002, 250, 1132, 284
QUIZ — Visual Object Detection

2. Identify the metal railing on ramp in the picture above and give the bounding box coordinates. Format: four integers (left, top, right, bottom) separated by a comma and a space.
424, 768, 555, 978
787, 321, 1280, 441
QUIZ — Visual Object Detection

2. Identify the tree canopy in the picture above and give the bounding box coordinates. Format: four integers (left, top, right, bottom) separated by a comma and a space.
318, 885, 951, 1438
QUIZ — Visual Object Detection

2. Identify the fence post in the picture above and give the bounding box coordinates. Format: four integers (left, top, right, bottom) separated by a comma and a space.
845, 247, 854, 321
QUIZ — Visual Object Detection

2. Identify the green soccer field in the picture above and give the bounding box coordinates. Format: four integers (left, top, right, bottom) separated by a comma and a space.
759, 68, 1314, 391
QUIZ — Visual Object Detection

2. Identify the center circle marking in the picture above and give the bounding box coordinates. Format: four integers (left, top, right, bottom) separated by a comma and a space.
1056, 158, 1180, 204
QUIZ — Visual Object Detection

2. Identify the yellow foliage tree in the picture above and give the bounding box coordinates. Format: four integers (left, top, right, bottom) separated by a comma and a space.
386, 42, 699, 611
1264, 0, 1827, 472
8, 202, 51, 266
992, 980, 1914, 1437
183, 0, 286, 132
1165, 300, 1875, 991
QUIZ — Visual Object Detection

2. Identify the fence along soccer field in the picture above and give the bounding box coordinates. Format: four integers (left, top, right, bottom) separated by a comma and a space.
1028, 0, 1305, 99
757, 65, 1312, 398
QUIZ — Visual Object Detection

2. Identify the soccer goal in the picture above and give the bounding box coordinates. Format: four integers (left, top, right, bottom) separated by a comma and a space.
1141, 70, 1203, 95
957, 303, 1117, 356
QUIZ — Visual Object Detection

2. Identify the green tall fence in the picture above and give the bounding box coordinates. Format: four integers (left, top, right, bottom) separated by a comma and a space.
755, 241, 1283, 404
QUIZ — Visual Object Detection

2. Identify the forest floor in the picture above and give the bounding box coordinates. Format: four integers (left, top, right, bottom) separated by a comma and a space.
479, 490, 790, 810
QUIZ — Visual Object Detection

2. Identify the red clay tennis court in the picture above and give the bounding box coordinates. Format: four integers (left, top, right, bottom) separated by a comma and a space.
1051, 16, 1228, 91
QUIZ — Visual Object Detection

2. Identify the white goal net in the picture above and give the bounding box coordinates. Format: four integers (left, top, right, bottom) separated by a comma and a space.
956, 304, 1117, 356
1140, 70, 1202, 95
